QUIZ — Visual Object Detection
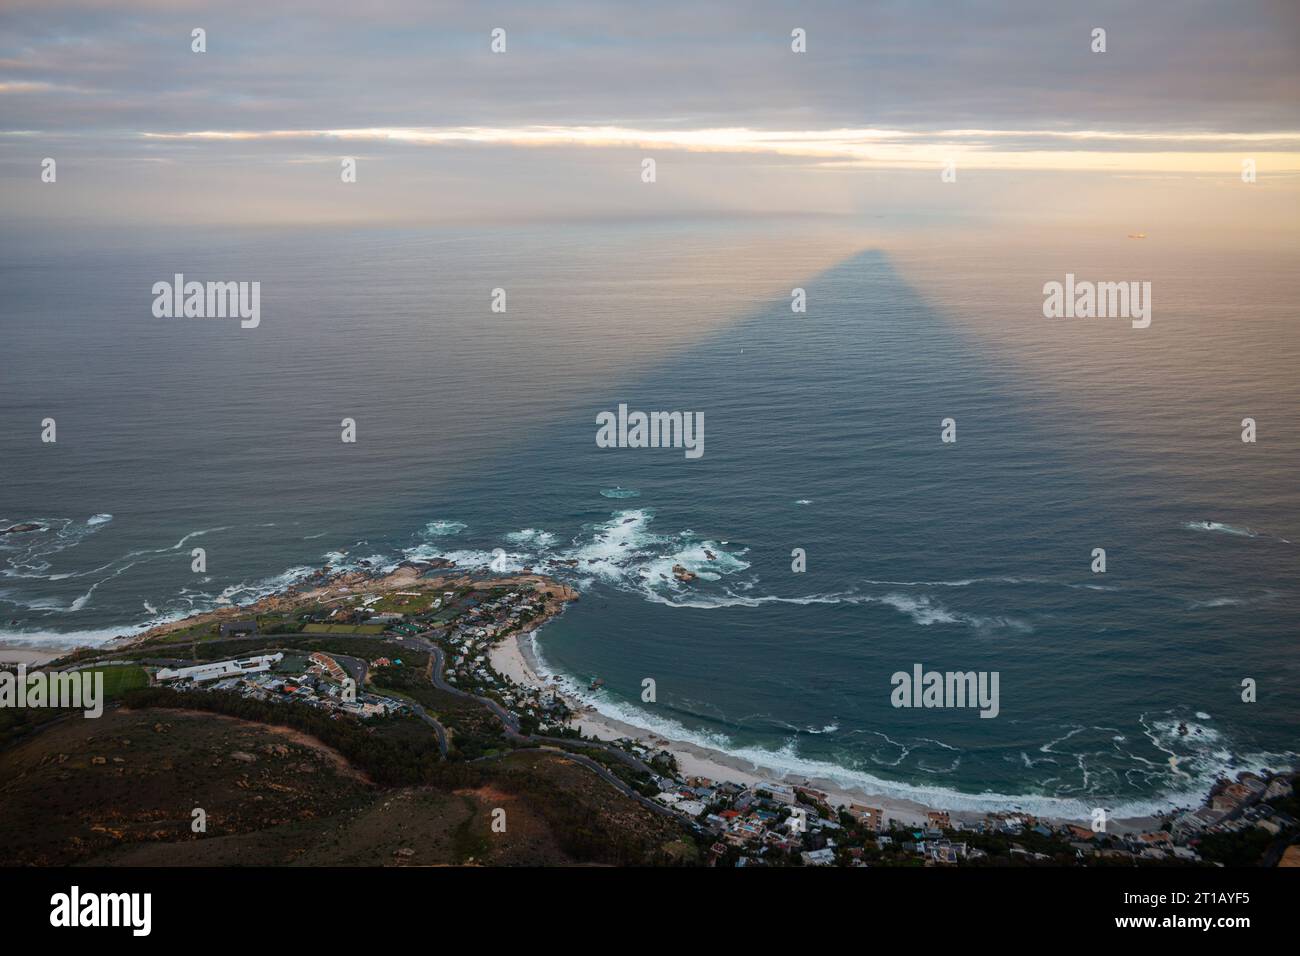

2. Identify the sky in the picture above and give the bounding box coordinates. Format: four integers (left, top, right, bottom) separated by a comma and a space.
2, 0, 1298, 228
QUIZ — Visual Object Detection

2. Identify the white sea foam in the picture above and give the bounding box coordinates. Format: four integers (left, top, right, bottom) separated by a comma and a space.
1, 523, 228, 602
1187, 591, 1275, 610
642, 587, 1032, 633
415, 547, 533, 574
1182, 520, 1293, 543
213, 565, 317, 605
1, 516, 115, 580
599, 487, 641, 499
165, 527, 226, 550
568, 688, 1234, 819
422, 519, 468, 536
401, 508, 757, 607
1185, 520, 1256, 537
1189, 596, 1243, 608
548, 661, 1293, 820
505, 528, 558, 548
860, 575, 1115, 592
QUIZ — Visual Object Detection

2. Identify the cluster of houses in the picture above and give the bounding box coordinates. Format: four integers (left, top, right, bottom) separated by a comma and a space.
440, 590, 544, 689
323, 582, 573, 730
411, 588, 570, 725
1170, 771, 1296, 842
647, 777, 858, 865
448, 590, 543, 643
501, 684, 573, 725
154, 652, 409, 721
635, 760, 1298, 867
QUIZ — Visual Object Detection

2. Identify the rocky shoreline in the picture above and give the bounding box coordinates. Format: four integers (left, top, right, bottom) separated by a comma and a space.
103, 561, 575, 654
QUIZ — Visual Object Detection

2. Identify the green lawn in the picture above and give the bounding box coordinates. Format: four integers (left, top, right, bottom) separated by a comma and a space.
300, 623, 387, 635
370, 592, 443, 614
85, 665, 149, 698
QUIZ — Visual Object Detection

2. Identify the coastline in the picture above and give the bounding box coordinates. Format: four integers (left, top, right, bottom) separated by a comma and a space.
107, 564, 575, 650
0, 562, 576, 666
3, 557, 1198, 833
489, 627, 1164, 832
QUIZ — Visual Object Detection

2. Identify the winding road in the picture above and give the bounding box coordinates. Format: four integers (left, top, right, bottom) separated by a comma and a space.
77, 627, 691, 828
407, 633, 693, 826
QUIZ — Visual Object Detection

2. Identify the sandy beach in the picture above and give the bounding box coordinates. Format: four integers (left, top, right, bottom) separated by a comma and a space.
491, 628, 969, 829
0, 647, 63, 667
489, 628, 1169, 832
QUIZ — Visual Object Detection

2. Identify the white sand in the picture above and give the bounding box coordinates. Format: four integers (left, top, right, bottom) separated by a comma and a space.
489, 629, 1166, 832
0, 646, 64, 666
491, 630, 958, 828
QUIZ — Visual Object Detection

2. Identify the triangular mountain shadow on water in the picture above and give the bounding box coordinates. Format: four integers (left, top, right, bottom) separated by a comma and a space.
446, 246, 1100, 582
397, 247, 1294, 818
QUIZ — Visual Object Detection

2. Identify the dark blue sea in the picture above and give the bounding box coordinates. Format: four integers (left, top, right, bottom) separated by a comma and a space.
2, 221, 1296, 817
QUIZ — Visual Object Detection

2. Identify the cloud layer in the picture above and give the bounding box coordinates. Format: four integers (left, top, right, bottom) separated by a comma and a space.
3, 0, 1298, 224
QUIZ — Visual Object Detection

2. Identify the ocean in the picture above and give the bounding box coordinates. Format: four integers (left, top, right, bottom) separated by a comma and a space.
2, 219, 1297, 819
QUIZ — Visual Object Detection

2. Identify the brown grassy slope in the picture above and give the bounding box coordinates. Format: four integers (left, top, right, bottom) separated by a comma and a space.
0, 707, 375, 866
0, 709, 695, 866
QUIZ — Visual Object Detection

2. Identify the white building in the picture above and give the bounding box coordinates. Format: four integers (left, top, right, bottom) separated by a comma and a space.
760, 782, 797, 806
156, 653, 284, 683
800, 848, 836, 866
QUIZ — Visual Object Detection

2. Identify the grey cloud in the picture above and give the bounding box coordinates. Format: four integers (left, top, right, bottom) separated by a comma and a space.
1, 0, 1297, 139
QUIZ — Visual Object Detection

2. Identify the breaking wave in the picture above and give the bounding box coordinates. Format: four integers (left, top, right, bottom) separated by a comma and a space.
396, 509, 1041, 634
404, 508, 754, 599
504, 528, 558, 548
1184, 520, 1292, 544
599, 487, 641, 499
530, 634, 1294, 821
422, 519, 468, 537
642, 587, 1033, 633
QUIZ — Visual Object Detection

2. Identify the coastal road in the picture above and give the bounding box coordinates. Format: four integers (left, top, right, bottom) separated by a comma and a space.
74, 630, 647, 802
329, 652, 369, 685
409, 634, 693, 826
323, 648, 451, 758
406, 700, 450, 758
472, 744, 692, 826
331, 650, 449, 756
76, 640, 452, 760
413, 637, 657, 774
